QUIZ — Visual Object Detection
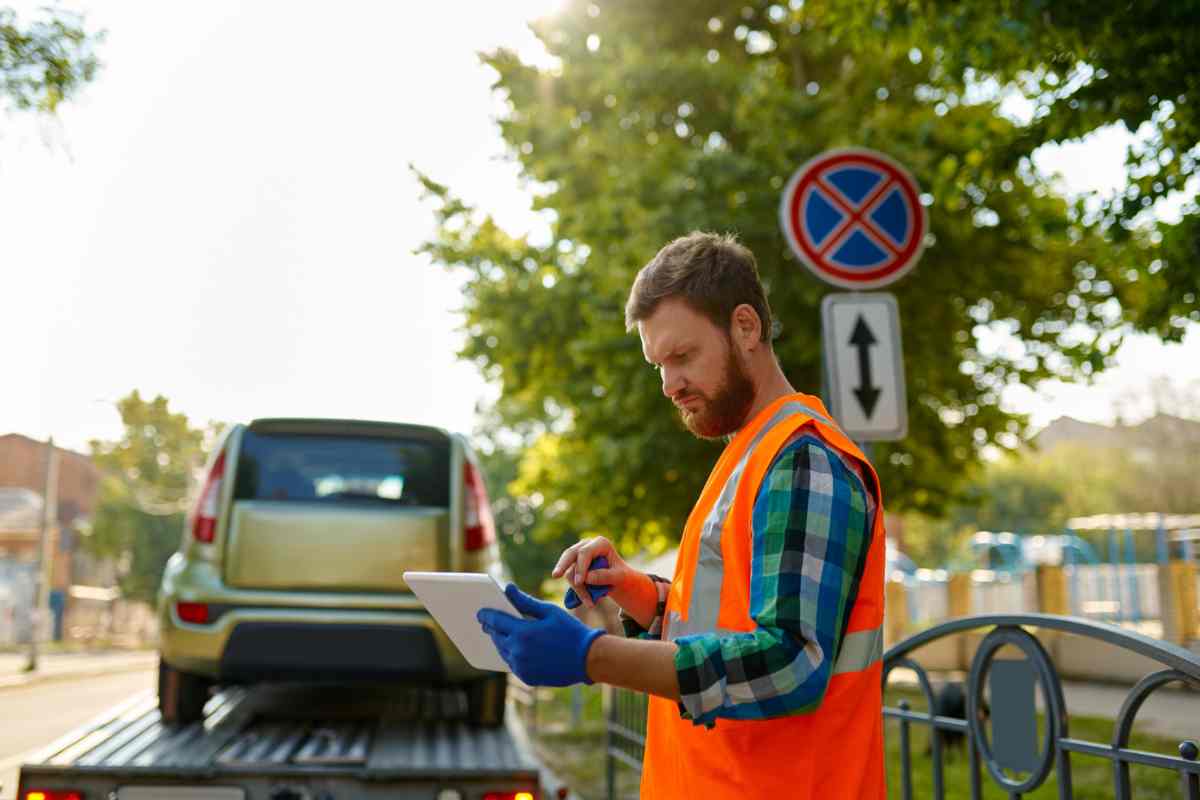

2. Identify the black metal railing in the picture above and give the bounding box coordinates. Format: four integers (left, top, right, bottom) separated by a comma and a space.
603, 614, 1200, 799
508, 674, 541, 738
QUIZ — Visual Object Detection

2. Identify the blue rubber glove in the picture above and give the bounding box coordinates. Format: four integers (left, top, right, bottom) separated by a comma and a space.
477, 583, 605, 687
564, 555, 613, 609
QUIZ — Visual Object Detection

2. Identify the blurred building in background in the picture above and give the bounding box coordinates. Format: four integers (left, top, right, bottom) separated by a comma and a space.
0, 434, 133, 645
1036, 413, 1200, 463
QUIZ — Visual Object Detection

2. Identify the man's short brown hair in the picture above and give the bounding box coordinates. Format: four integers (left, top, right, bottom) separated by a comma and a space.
625, 231, 773, 343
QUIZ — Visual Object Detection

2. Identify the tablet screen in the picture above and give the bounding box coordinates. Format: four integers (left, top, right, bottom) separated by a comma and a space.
403, 571, 519, 672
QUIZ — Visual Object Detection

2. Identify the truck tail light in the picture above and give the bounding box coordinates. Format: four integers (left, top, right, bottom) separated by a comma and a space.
463, 460, 496, 551
176, 602, 210, 624
24, 791, 84, 800
191, 449, 227, 543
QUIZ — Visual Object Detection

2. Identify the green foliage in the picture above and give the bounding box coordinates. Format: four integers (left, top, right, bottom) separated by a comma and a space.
901, 441, 1135, 567
87, 391, 214, 604
953, 443, 1136, 531
840, 0, 1200, 336
478, 434, 575, 595
0, 6, 101, 114
419, 0, 1174, 559
901, 417, 1200, 567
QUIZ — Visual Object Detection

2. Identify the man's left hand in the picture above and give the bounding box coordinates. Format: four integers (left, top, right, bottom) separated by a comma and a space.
477, 584, 605, 687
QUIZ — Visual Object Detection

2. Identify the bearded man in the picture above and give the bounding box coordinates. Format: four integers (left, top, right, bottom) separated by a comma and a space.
478, 231, 887, 798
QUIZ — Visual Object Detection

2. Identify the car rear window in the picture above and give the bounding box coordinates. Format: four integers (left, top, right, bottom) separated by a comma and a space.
232, 431, 450, 508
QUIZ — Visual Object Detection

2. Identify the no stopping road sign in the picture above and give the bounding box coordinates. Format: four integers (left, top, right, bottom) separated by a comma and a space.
780, 148, 927, 290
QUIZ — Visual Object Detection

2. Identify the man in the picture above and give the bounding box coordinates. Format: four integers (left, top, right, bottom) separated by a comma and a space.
478, 232, 886, 797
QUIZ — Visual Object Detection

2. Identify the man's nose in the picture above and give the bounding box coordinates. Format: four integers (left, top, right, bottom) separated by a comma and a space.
661, 366, 684, 399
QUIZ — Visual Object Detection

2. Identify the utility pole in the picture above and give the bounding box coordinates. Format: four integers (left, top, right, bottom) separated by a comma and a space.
25, 437, 59, 672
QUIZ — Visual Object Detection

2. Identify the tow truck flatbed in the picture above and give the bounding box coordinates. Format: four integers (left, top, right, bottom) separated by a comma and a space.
17, 684, 551, 800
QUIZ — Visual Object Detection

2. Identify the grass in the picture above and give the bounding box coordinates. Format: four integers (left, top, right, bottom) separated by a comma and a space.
883, 687, 1188, 800
515, 685, 1194, 800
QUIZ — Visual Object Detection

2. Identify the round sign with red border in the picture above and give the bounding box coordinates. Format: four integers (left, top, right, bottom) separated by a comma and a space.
779, 148, 927, 289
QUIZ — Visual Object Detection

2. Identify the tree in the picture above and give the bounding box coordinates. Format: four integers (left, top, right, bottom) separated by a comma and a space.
1112, 377, 1200, 513
899, 441, 1137, 567
87, 392, 215, 604
478, 439, 565, 594
845, 0, 1200, 337
1, 6, 100, 115
901, 379, 1200, 567
418, 0, 1163, 557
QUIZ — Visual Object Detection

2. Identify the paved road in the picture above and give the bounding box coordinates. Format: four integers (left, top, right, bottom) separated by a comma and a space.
0, 668, 155, 800
0, 650, 157, 689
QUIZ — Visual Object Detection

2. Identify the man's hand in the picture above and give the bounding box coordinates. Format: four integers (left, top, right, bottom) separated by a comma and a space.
477, 584, 605, 687
564, 555, 612, 609
552, 536, 637, 610
553, 536, 662, 628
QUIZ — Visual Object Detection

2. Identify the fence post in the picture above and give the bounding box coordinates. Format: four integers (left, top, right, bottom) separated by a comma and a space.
1162, 560, 1200, 645
571, 684, 583, 728
1036, 565, 1069, 615
604, 685, 616, 800
1125, 529, 1141, 623
1065, 529, 1080, 616
1180, 562, 1199, 642
948, 572, 972, 618
1109, 528, 1125, 624
885, 576, 908, 647
1156, 514, 1168, 565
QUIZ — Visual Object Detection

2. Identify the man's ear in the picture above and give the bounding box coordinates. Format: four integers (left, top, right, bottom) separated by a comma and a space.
730, 304, 762, 352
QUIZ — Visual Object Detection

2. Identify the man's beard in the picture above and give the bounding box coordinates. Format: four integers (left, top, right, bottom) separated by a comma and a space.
678, 347, 756, 440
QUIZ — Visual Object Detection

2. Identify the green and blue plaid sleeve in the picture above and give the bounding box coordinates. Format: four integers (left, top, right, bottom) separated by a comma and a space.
674, 432, 875, 726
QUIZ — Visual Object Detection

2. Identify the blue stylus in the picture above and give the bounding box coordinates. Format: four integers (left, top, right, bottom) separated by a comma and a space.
564, 555, 613, 609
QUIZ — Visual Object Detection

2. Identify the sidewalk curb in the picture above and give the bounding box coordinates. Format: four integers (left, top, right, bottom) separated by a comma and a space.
0, 654, 158, 691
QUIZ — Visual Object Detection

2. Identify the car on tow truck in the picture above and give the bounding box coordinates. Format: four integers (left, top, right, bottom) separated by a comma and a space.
156, 418, 509, 728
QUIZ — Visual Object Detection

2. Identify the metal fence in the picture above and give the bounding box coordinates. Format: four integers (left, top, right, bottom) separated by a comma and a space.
1068, 563, 1162, 621
900, 562, 1198, 632
603, 614, 1200, 799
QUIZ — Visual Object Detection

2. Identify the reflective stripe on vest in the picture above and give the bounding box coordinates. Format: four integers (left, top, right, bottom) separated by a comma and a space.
666, 398, 836, 642
833, 622, 883, 674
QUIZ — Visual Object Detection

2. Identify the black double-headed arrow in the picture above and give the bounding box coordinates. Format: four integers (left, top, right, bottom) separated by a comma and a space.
849, 315, 881, 418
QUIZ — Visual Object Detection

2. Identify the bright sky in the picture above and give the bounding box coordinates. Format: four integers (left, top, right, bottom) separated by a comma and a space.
2, 1, 1197, 453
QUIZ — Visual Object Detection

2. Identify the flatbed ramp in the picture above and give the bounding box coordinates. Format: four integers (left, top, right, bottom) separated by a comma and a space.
18, 685, 549, 800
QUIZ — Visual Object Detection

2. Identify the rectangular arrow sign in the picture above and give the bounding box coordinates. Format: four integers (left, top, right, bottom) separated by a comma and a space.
821, 292, 907, 441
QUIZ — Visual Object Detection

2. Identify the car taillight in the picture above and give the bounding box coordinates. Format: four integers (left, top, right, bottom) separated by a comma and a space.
482, 793, 535, 800
191, 449, 227, 543
176, 602, 209, 624
463, 460, 496, 551
24, 791, 84, 800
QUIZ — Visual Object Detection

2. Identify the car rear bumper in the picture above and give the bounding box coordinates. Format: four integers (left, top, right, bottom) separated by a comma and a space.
159, 602, 485, 684
218, 621, 444, 682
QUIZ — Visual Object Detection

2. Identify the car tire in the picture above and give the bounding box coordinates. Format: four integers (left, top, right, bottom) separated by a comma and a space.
158, 659, 212, 725
466, 673, 507, 728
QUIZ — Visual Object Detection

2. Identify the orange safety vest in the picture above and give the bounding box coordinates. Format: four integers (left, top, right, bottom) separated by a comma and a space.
641, 392, 886, 798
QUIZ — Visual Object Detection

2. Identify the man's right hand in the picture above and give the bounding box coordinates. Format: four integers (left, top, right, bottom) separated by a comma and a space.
552, 537, 657, 625
552, 536, 634, 609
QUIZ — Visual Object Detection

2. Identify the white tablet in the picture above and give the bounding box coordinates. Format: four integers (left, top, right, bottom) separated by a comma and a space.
403, 571, 521, 672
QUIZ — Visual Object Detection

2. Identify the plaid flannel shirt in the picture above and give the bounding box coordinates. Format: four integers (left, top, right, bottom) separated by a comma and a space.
622, 431, 875, 726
